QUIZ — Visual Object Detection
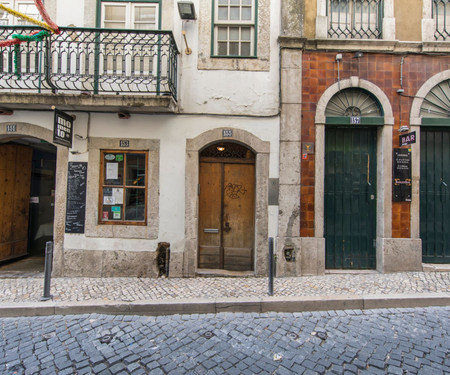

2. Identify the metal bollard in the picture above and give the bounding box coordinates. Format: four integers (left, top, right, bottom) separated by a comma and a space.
41, 241, 53, 301
268, 237, 274, 296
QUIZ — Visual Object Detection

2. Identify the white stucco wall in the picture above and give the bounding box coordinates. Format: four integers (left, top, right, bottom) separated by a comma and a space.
5, 111, 279, 254
174, 0, 280, 116
4, 0, 281, 271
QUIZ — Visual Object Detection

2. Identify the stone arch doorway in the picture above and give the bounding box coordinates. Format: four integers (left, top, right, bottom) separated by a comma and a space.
314, 77, 394, 272
198, 141, 256, 271
184, 128, 270, 277
0, 123, 66, 273
324, 88, 383, 269
416, 78, 450, 264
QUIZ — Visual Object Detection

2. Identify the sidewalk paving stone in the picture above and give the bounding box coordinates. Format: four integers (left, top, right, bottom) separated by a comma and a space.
0, 271, 448, 304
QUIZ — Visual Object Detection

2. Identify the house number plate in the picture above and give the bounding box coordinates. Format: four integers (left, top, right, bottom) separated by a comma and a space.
223, 129, 233, 137
6, 124, 16, 132
120, 140, 129, 147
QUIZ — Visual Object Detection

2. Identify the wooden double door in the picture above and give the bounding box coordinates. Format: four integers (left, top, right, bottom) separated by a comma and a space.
0, 144, 32, 262
198, 159, 255, 271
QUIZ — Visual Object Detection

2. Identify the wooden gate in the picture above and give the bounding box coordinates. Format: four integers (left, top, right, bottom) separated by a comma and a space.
0, 144, 32, 262
420, 128, 450, 263
198, 143, 255, 271
324, 127, 377, 269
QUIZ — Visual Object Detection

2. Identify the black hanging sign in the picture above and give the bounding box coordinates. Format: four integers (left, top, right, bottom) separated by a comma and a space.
393, 148, 412, 202
53, 109, 73, 148
399, 131, 416, 146
65, 162, 87, 233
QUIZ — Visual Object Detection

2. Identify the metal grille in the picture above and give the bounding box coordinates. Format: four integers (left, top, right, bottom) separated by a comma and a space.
200, 142, 255, 159
434, 0, 450, 40
0, 26, 178, 97
327, 0, 382, 39
420, 79, 450, 118
325, 88, 382, 117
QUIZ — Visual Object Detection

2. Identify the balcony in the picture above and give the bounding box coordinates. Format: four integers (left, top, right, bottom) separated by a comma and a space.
0, 26, 179, 113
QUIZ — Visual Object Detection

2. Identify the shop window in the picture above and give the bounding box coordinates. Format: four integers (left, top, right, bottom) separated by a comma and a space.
327, 0, 382, 39
212, 0, 256, 57
99, 150, 148, 225
0, 1, 41, 25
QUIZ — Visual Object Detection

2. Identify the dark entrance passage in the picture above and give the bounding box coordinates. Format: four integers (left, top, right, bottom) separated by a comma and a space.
0, 137, 56, 271
324, 127, 377, 269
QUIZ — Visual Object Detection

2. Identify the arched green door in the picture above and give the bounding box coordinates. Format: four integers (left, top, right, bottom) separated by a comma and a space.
324, 89, 382, 269
420, 79, 450, 263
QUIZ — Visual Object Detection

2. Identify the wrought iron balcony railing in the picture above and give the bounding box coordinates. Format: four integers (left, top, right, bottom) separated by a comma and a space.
0, 26, 178, 98
434, 0, 450, 40
327, 0, 383, 39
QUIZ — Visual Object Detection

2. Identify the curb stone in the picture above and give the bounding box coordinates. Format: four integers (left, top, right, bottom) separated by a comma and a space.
0, 292, 449, 317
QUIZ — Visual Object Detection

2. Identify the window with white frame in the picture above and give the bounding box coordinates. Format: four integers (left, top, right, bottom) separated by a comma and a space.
213, 0, 256, 57
101, 2, 158, 30
100, 2, 159, 76
328, 0, 382, 39
0, 1, 41, 25
433, 0, 450, 40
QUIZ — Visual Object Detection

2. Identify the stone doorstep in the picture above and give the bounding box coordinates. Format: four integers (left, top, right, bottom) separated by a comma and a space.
422, 263, 450, 272
0, 293, 449, 318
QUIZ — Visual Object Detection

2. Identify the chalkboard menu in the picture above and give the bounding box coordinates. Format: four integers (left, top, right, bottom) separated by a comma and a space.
393, 148, 411, 202
65, 162, 87, 233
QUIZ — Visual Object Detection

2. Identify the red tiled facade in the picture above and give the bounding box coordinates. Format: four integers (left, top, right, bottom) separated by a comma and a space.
300, 52, 450, 238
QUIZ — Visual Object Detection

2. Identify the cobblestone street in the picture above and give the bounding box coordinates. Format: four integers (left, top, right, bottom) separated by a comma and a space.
1, 272, 449, 303
1, 306, 449, 375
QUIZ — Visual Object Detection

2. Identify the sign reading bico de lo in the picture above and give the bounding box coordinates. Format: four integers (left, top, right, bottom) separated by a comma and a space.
53, 109, 74, 148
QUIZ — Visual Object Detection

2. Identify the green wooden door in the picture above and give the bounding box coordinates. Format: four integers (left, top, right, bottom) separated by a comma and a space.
420, 128, 450, 263
325, 127, 377, 269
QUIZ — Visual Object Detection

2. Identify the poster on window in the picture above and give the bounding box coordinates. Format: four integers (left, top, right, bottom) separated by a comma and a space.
103, 187, 114, 205
113, 188, 123, 204
106, 162, 118, 180
111, 206, 121, 220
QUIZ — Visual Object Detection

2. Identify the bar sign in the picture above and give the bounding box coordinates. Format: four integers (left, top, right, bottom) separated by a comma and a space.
400, 131, 416, 146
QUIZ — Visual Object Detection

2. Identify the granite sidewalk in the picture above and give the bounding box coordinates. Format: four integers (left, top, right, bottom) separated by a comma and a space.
0, 271, 449, 317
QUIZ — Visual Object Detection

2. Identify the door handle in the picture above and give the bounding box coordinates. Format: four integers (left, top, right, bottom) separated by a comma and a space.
366, 182, 373, 202
224, 222, 231, 233
441, 181, 448, 202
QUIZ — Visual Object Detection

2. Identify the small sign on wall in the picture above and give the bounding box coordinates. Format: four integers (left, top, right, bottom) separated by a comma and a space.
393, 148, 412, 202
399, 131, 416, 146
302, 142, 314, 154
53, 109, 73, 148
